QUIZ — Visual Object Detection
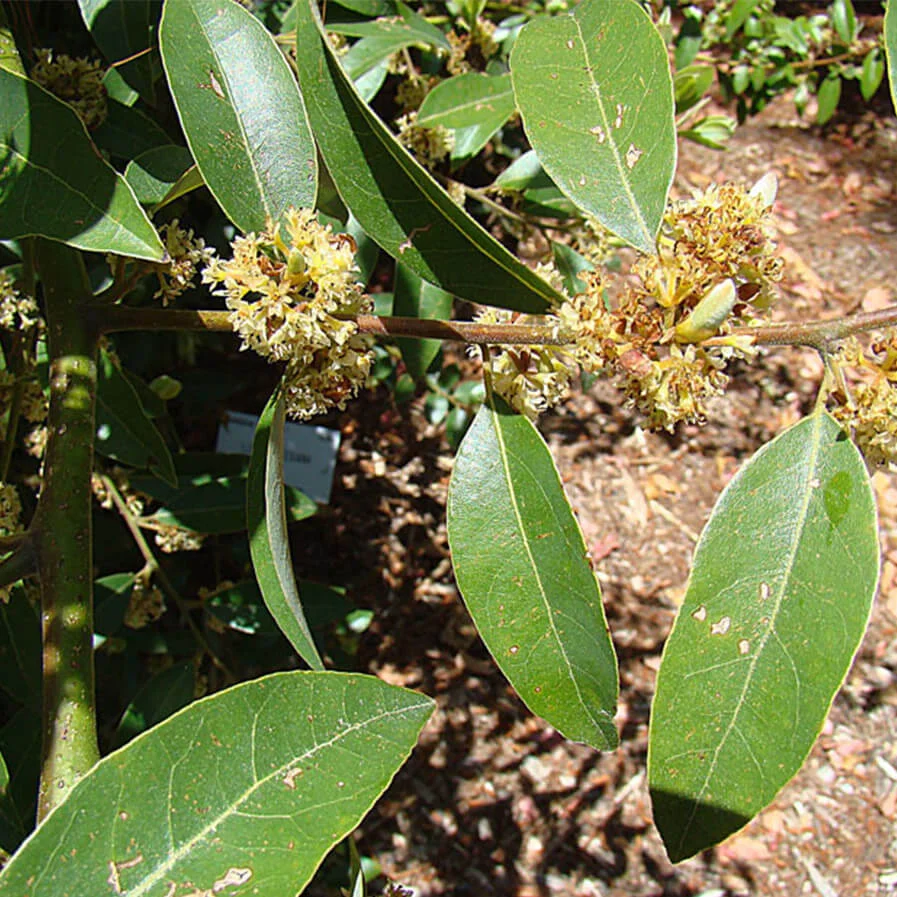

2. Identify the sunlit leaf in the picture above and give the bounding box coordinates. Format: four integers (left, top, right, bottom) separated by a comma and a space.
0, 672, 434, 897
293, 0, 561, 313
447, 396, 618, 750
0, 69, 164, 260
649, 413, 879, 862
160, 0, 316, 232
510, 0, 676, 253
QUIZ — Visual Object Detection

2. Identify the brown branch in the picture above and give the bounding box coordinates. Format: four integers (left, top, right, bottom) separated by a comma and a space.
96, 301, 897, 351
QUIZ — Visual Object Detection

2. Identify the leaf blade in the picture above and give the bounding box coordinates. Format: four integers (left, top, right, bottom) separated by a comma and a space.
510, 0, 676, 253
0, 69, 165, 260
247, 388, 324, 670
0, 671, 434, 897
293, 0, 561, 313
159, 0, 317, 232
447, 397, 618, 750
648, 412, 879, 862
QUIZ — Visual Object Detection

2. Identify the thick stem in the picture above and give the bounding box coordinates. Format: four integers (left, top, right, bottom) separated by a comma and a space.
96, 303, 897, 350
33, 240, 100, 821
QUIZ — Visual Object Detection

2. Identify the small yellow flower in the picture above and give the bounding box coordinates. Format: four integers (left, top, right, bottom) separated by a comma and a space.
395, 112, 455, 167
153, 221, 216, 305
203, 208, 374, 420
31, 49, 107, 130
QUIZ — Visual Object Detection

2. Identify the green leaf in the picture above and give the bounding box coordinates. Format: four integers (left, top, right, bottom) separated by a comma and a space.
447, 395, 618, 750
724, 0, 759, 40
648, 412, 879, 862
0, 709, 39, 852
674, 64, 714, 115
95, 350, 178, 486
550, 240, 593, 296
124, 145, 194, 206
160, 0, 317, 233
887, 0, 897, 114
860, 47, 884, 101
0, 590, 40, 708
494, 149, 545, 191
0, 671, 434, 897
831, 0, 857, 44
418, 72, 516, 161
0, 746, 24, 854
816, 71, 842, 124
393, 262, 452, 380
679, 114, 736, 150
293, 0, 561, 313
78, 0, 161, 103
247, 388, 324, 670
510, 0, 676, 254
113, 661, 195, 747
92, 97, 174, 160
418, 72, 515, 130
0, 69, 165, 260
131, 452, 316, 534
328, 1, 449, 50
156, 164, 205, 211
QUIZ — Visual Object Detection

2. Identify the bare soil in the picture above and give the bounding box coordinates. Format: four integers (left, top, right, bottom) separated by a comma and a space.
298, 95, 897, 897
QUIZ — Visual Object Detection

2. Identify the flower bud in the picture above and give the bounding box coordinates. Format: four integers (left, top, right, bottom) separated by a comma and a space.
674, 279, 737, 344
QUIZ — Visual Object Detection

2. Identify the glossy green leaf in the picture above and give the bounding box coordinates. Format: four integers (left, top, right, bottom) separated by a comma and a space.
293, 0, 561, 313
78, 0, 161, 103
887, 0, 897, 114
157, 164, 205, 211
419, 72, 515, 161
131, 452, 316, 534
160, 0, 316, 233
393, 262, 452, 380
418, 72, 515, 130
0, 69, 164, 260
0, 671, 434, 897
674, 64, 714, 115
247, 388, 324, 670
831, 0, 857, 44
649, 412, 879, 862
860, 48, 884, 101
0, 590, 40, 707
92, 98, 174, 160
94, 573, 137, 638
328, 0, 449, 50
447, 395, 618, 750
816, 72, 842, 124
551, 240, 593, 296
510, 0, 675, 254
494, 149, 544, 191
95, 350, 177, 486
113, 661, 195, 747
0, 6, 24, 76
679, 114, 736, 150
724, 0, 759, 40
124, 145, 194, 206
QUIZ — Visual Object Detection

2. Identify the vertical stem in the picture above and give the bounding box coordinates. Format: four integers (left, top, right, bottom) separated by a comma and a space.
32, 240, 100, 821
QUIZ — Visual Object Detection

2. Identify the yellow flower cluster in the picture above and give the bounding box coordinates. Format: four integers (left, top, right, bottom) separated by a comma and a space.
476, 308, 574, 421
153, 220, 216, 306
0, 270, 42, 333
31, 49, 107, 130
396, 111, 455, 167
483, 178, 781, 430
831, 335, 897, 468
203, 208, 373, 420
636, 176, 782, 316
